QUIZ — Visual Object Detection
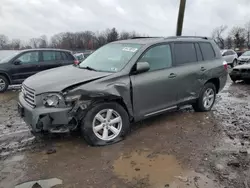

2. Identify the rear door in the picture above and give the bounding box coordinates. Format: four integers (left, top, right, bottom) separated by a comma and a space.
171, 42, 201, 104
39, 50, 64, 72
10, 51, 40, 83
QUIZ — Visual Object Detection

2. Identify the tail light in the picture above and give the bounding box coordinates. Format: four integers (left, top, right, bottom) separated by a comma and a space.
74, 60, 80, 65
223, 61, 228, 71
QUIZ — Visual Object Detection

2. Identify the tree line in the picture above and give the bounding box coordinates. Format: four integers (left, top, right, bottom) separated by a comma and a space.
0, 28, 144, 51
212, 20, 250, 50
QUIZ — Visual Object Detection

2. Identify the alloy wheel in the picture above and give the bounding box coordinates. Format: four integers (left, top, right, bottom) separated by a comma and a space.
0, 78, 6, 91
203, 88, 215, 109
92, 109, 122, 141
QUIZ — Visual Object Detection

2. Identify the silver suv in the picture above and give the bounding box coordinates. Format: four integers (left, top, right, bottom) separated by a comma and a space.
18, 36, 228, 146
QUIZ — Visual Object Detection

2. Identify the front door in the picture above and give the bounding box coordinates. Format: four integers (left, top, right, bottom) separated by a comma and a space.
10, 51, 40, 83
131, 44, 179, 119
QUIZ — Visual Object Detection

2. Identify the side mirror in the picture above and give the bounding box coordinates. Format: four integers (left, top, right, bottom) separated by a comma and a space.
14, 59, 21, 65
136, 62, 150, 74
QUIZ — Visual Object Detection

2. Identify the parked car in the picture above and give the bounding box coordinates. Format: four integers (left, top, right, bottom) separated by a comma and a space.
0, 49, 78, 92
74, 52, 93, 62
229, 63, 250, 83
237, 50, 250, 65
18, 36, 227, 146
221, 49, 238, 67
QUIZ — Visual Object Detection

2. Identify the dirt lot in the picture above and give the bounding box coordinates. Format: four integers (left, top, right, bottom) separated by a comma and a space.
0, 79, 250, 188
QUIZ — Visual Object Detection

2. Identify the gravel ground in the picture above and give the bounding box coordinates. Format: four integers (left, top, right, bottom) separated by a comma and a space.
0, 79, 250, 188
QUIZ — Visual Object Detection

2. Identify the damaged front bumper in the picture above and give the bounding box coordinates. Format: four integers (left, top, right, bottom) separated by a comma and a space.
18, 93, 73, 133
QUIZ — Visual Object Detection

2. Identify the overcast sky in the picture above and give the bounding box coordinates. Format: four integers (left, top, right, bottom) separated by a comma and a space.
0, 0, 250, 40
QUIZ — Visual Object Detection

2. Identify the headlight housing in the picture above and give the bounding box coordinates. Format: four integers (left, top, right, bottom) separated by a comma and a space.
43, 94, 63, 107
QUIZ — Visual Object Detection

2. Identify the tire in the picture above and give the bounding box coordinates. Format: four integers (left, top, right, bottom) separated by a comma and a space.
231, 59, 237, 68
230, 76, 237, 83
81, 102, 130, 146
193, 83, 216, 112
244, 79, 250, 84
0, 75, 9, 93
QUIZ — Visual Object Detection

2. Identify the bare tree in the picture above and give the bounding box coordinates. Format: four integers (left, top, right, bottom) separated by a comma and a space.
245, 21, 250, 48
0, 34, 9, 49
29, 38, 40, 48
39, 35, 48, 48
107, 28, 119, 43
225, 36, 233, 49
10, 39, 21, 50
230, 26, 246, 49
211, 25, 228, 49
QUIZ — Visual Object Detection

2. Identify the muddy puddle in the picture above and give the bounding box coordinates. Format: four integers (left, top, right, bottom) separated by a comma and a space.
113, 151, 221, 188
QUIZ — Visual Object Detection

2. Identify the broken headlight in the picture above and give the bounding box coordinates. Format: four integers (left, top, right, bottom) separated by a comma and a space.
43, 94, 63, 107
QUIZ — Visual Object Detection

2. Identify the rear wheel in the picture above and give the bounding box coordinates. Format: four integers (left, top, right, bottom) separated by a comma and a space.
0, 75, 9, 93
193, 83, 216, 112
81, 102, 130, 146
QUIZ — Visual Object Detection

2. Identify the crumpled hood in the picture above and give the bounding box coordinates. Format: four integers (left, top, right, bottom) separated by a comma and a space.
23, 65, 112, 94
234, 63, 250, 69
238, 56, 250, 61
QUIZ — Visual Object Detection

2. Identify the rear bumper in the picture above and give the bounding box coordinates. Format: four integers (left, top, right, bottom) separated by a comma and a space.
18, 93, 72, 132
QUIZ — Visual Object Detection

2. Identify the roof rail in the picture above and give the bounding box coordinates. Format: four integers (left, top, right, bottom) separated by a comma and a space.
131, 37, 163, 39
166, 36, 209, 40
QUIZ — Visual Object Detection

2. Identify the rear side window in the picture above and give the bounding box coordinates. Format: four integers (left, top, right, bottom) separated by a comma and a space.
60, 52, 68, 60
42, 51, 63, 61
174, 43, 197, 65
199, 43, 215, 61
66, 52, 75, 60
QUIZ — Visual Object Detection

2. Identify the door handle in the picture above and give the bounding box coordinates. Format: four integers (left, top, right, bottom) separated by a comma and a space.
200, 67, 206, 71
168, 73, 177, 78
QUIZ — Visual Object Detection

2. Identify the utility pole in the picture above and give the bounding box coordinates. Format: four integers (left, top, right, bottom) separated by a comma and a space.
176, 0, 186, 36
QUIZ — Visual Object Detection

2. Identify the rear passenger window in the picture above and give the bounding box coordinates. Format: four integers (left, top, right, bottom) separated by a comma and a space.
174, 43, 197, 65
140, 44, 172, 71
42, 51, 63, 61
66, 52, 75, 60
199, 43, 215, 61
60, 52, 68, 60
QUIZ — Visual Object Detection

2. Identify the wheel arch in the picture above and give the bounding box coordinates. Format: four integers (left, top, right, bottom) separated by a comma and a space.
0, 72, 11, 84
205, 78, 220, 93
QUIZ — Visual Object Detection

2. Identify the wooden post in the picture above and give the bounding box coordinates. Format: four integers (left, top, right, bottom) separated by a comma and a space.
176, 0, 186, 36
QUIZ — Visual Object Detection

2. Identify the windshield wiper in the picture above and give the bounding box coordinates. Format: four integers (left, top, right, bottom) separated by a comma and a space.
80, 66, 97, 71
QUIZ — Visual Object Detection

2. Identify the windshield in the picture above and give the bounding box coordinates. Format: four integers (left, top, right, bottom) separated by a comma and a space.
241, 51, 250, 56
79, 43, 142, 72
0, 51, 20, 63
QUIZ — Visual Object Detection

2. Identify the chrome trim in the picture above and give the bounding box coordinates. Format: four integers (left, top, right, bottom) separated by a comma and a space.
144, 106, 177, 117
22, 84, 36, 108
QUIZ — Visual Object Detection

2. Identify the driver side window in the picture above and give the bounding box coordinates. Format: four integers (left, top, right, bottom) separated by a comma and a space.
139, 44, 172, 71
17, 52, 39, 63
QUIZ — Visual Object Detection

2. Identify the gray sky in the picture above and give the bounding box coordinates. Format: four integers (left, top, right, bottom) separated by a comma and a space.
0, 0, 250, 40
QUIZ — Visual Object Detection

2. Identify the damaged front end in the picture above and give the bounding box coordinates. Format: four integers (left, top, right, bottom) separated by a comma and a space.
18, 78, 132, 134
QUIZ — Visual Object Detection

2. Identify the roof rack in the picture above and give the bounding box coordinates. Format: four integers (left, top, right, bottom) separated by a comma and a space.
131, 37, 163, 39
166, 36, 209, 40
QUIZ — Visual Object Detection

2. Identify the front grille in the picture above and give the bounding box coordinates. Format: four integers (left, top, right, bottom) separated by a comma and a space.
22, 84, 36, 108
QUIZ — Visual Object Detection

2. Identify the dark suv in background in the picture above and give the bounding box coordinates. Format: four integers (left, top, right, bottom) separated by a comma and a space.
18, 36, 228, 146
0, 49, 77, 92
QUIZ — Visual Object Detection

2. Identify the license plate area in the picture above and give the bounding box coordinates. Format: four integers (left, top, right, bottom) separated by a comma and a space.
18, 103, 24, 117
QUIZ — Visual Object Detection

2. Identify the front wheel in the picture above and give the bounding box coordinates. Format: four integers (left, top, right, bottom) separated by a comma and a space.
193, 83, 216, 112
81, 102, 130, 146
0, 75, 9, 93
